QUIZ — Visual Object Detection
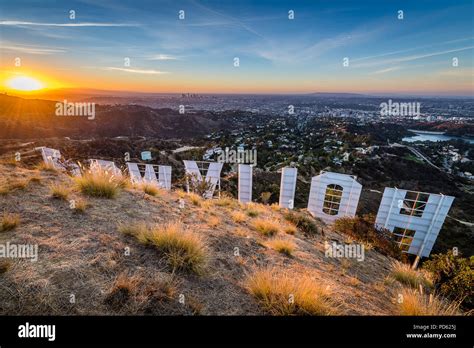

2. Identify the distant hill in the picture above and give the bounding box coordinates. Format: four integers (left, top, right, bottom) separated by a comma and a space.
0, 94, 233, 139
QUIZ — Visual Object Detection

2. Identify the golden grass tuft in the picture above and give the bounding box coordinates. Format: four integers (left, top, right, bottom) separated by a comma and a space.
207, 215, 221, 228
119, 222, 208, 274
72, 198, 89, 213
398, 288, 460, 316
252, 218, 279, 236
74, 169, 124, 198
245, 268, 338, 315
187, 192, 202, 206
139, 182, 161, 196
36, 162, 58, 173
231, 211, 247, 223
147, 222, 208, 274
0, 213, 20, 232
50, 183, 71, 200
284, 225, 297, 235
391, 262, 433, 289
266, 238, 295, 256
212, 196, 236, 208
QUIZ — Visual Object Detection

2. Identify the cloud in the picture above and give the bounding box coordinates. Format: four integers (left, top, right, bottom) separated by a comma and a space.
353, 46, 474, 68
1, 43, 66, 55
0, 21, 137, 27
147, 54, 179, 61
370, 67, 401, 74
104, 67, 168, 74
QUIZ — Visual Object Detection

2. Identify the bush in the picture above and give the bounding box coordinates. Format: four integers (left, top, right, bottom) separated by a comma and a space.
423, 250, 473, 309
391, 261, 433, 289
284, 211, 319, 235
333, 214, 404, 260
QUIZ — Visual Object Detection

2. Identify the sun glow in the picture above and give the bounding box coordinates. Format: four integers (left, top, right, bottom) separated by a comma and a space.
6, 76, 44, 91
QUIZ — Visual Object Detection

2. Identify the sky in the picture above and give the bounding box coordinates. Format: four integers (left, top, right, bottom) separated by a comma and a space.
0, 0, 473, 95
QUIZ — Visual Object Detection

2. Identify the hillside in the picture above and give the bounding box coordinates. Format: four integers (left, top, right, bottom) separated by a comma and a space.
0, 94, 232, 139
0, 162, 456, 316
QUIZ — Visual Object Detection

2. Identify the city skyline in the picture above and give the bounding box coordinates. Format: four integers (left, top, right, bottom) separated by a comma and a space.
1, 0, 473, 96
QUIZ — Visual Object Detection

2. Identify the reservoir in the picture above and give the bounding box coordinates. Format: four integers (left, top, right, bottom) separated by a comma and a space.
402, 131, 474, 144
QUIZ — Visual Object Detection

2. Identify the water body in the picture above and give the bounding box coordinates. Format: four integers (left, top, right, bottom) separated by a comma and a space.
403, 131, 474, 144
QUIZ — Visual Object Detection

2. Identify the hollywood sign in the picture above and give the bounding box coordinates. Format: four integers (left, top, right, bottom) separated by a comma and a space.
233, 164, 454, 259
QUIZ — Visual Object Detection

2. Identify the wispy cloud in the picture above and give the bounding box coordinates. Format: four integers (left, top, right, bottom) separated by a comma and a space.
353, 46, 474, 68
147, 54, 179, 61
0, 20, 137, 27
370, 66, 401, 74
104, 67, 168, 74
1, 43, 66, 55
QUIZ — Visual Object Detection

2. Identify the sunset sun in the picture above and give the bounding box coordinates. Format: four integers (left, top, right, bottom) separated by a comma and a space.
6, 76, 44, 91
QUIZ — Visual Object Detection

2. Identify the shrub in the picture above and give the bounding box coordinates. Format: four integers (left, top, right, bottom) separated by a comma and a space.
75, 169, 123, 198
260, 192, 272, 204
391, 261, 433, 289
397, 288, 460, 315
423, 250, 473, 309
50, 183, 71, 200
333, 214, 404, 260
252, 219, 279, 236
245, 268, 338, 315
267, 239, 295, 256
0, 213, 20, 232
284, 211, 319, 235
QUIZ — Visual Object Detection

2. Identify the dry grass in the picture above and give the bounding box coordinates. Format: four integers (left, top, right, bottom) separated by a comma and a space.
71, 198, 89, 213
391, 262, 433, 289
207, 216, 221, 228
187, 192, 202, 206
138, 182, 161, 196
252, 219, 279, 237
0, 259, 11, 274
398, 288, 460, 315
267, 238, 295, 256
284, 225, 297, 235
104, 273, 140, 309
231, 211, 247, 223
212, 196, 236, 208
36, 162, 58, 173
0, 179, 30, 195
0, 213, 20, 232
119, 222, 208, 274
74, 169, 124, 199
50, 183, 71, 200
246, 268, 338, 315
